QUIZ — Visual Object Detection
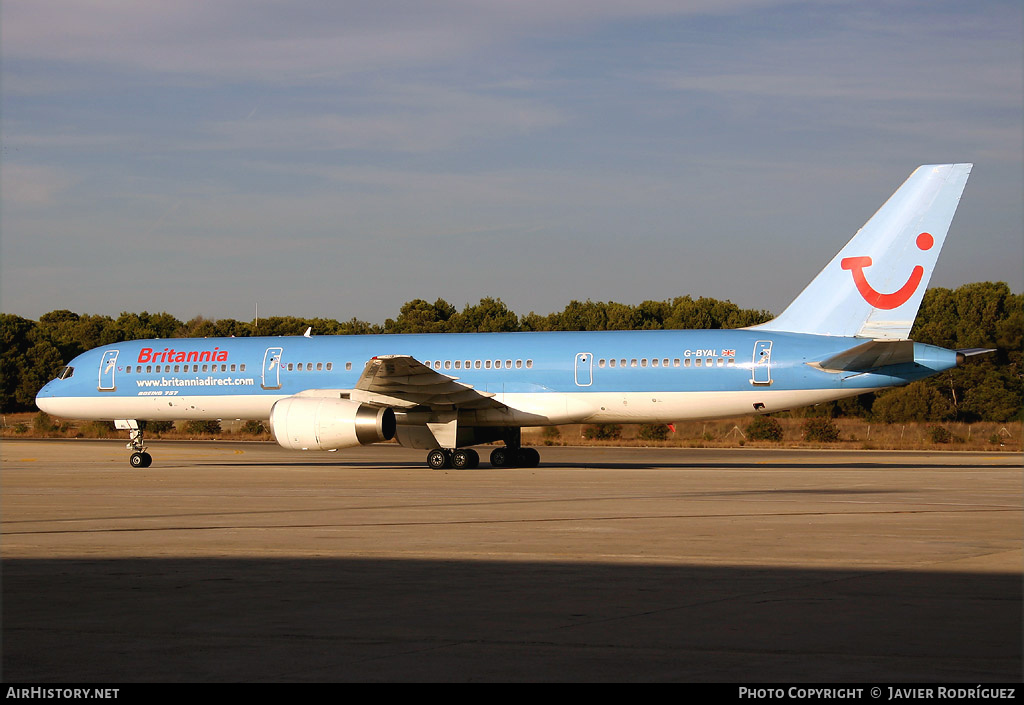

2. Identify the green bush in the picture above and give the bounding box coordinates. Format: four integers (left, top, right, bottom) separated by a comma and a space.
542, 426, 561, 446
871, 381, 955, 423
183, 419, 222, 436
637, 424, 670, 441
746, 416, 783, 442
928, 426, 953, 444
803, 417, 840, 442
584, 424, 621, 440
32, 411, 57, 434
241, 420, 267, 435
79, 420, 115, 437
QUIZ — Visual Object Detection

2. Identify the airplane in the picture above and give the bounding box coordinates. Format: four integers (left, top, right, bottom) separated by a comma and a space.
36, 164, 981, 469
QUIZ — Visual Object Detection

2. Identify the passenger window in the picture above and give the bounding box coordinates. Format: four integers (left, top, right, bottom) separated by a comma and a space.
694, 359, 701, 367
444, 360, 452, 370
641, 359, 647, 367
454, 360, 461, 369
505, 360, 512, 369
345, 362, 352, 371
146, 365, 152, 373
609, 359, 617, 368
230, 364, 236, 372
673, 358, 680, 367
485, 360, 491, 369
630, 359, 638, 367
651, 358, 659, 367
326, 362, 332, 371
515, 360, 522, 369
717, 358, 724, 367
526, 359, 533, 368
494, 360, 501, 369
240, 364, 246, 372
598, 359, 605, 368
317, 362, 323, 371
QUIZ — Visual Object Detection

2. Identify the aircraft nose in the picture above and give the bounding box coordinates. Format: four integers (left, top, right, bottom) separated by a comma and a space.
35, 381, 59, 413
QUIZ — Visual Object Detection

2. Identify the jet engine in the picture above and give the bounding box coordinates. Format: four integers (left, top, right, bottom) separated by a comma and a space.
269, 397, 396, 451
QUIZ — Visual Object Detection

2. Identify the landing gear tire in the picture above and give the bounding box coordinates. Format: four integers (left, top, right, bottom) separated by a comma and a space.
451, 448, 479, 469
129, 451, 152, 468
517, 447, 541, 468
490, 446, 540, 468
427, 449, 451, 469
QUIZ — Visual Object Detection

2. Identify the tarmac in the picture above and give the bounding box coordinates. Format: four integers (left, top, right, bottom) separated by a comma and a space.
2, 439, 1021, 682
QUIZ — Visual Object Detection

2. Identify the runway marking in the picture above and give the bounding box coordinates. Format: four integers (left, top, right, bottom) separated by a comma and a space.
5, 506, 1019, 536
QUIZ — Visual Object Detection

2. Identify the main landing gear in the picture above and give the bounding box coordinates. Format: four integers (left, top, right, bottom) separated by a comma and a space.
119, 420, 153, 468
427, 447, 479, 469
424, 446, 540, 469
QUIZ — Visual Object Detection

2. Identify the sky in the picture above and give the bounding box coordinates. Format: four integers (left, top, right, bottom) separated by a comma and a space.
2, 0, 1021, 325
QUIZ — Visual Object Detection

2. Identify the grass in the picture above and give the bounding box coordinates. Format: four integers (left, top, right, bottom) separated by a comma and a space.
524, 419, 1022, 452
3, 412, 1020, 452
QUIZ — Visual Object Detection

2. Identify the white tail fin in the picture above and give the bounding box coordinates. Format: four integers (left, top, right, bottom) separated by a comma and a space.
753, 164, 972, 338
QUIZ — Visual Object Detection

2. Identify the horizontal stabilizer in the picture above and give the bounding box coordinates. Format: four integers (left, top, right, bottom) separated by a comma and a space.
812, 339, 915, 372
956, 348, 996, 364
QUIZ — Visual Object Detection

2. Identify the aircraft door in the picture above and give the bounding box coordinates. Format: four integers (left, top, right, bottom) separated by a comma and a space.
574, 352, 593, 387
752, 341, 772, 385
98, 350, 119, 391
262, 347, 284, 390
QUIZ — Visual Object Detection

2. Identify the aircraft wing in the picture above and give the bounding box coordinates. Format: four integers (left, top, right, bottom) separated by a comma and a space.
349, 355, 502, 410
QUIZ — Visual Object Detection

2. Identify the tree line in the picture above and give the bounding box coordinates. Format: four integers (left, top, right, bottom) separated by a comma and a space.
2, 283, 1020, 422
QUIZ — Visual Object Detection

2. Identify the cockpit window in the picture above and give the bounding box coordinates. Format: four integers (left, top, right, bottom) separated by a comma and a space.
56, 366, 74, 380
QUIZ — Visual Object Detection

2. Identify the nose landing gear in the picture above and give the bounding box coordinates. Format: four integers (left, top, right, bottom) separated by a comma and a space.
117, 419, 153, 468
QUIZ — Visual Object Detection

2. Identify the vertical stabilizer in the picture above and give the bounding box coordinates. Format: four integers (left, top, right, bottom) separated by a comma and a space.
753, 164, 972, 338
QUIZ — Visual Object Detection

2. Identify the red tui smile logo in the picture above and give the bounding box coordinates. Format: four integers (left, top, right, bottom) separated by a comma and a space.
841, 232, 933, 310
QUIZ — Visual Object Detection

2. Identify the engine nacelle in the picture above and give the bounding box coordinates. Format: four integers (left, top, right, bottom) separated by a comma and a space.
269, 397, 396, 451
